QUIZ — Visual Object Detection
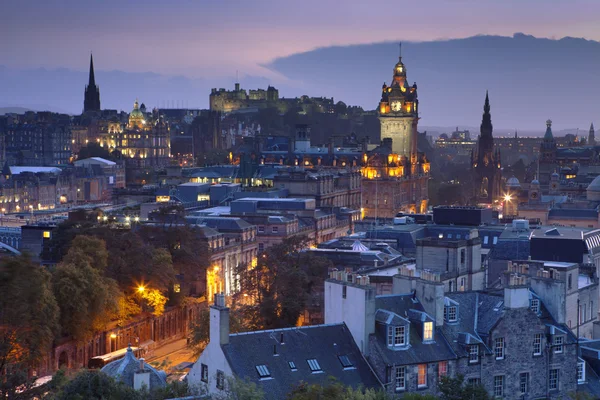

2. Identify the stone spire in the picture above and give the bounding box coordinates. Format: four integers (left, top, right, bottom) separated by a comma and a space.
84, 53, 101, 113
589, 122, 595, 146
480, 91, 493, 138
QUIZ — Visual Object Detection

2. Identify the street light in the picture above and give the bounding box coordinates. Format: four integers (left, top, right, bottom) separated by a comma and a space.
134, 216, 139, 222
110, 333, 117, 352
503, 194, 512, 202
137, 285, 145, 293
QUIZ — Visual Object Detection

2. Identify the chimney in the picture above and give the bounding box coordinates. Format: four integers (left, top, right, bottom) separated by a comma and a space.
133, 358, 150, 390
210, 293, 230, 345
504, 286, 529, 309
413, 277, 445, 327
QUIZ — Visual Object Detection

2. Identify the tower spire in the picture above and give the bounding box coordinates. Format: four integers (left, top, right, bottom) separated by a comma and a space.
480, 91, 492, 137
399, 42, 402, 60
88, 53, 96, 87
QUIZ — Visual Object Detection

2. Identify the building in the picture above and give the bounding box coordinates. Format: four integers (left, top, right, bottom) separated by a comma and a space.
472, 92, 502, 204
101, 346, 166, 391
187, 294, 381, 399
325, 272, 580, 398
83, 54, 101, 113
209, 83, 280, 113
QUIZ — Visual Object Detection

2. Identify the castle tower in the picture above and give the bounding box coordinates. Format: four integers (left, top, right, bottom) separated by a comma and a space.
472, 92, 502, 203
589, 123, 595, 146
83, 54, 101, 113
378, 49, 419, 171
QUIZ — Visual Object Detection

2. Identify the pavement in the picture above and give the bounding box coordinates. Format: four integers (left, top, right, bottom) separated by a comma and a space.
146, 338, 196, 372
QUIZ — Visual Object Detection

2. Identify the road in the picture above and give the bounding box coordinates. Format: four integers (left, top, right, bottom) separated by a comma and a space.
147, 338, 196, 374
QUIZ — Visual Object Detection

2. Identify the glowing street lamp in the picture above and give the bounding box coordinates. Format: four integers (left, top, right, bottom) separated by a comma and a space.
503, 194, 512, 202
134, 216, 139, 222
137, 285, 145, 293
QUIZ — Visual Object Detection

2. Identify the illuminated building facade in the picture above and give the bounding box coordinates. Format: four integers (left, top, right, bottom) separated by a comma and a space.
471, 92, 502, 204
100, 100, 171, 168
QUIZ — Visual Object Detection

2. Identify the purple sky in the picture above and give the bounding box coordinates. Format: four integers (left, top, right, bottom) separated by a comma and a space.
3, 0, 598, 78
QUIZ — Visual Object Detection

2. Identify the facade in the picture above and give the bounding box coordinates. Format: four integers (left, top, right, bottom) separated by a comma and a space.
83, 54, 101, 113
325, 273, 580, 399
188, 294, 381, 399
472, 93, 502, 204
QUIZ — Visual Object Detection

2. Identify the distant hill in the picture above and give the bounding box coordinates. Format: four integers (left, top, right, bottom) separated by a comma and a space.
0, 107, 33, 115
266, 33, 600, 132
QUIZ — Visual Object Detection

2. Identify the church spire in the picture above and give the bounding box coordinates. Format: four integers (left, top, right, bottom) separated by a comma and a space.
88, 53, 96, 87
480, 91, 493, 137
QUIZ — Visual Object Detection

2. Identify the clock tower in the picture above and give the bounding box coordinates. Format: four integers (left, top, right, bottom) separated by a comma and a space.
378, 51, 419, 173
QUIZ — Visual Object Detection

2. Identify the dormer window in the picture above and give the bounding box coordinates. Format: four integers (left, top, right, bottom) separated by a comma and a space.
387, 325, 406, 347
444, 305, 457, 322
530, 299, 540, 313
423, 322, 433, 341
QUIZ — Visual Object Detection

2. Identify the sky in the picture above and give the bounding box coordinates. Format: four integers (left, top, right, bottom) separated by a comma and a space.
1, 0, 599, 128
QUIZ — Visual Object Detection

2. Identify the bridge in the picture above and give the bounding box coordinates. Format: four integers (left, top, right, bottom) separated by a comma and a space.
0, 227, 22, 254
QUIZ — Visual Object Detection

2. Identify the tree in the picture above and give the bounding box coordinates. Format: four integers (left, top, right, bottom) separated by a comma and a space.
287, 380, 390, 400
214, 376, 264, 400
52, 237, 120, 342
0, 255, 59, 399
50, 370, 141, 400
235, 235, 333, 330
438, 374, 490, 400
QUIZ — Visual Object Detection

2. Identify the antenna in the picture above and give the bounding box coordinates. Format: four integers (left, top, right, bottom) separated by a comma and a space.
399, 42, 402, 58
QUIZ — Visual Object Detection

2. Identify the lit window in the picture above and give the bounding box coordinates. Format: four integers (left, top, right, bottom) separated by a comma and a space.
494, 337, 505, 360
578, 361, 585, 384
173, 283, 181, 293
438, 361, 448, 378
533, 333, 542, 356
256, 365, 271, 378
493, 375, 504, 396
395, 366, 405, 391
307, 359, 322, 372
520, 372, 529, 395
530, 299, 540, 313
338, 355, 353, 369
417, 364, 427, 388
469, 345, 479, 363
424, 322, 433, 341
554, 336, 564, 353
43, 231, 51, 239
549, 368, 559, 390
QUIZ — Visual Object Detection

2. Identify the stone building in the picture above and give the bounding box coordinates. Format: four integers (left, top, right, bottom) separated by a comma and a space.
324, 272, 580, 398
101, 346, 166, 391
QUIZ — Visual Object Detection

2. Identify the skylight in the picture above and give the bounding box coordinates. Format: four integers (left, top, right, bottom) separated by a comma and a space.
288, 361, 297, 371
338, 355, 353, 369
307, 359, 322, 372
256, 365, 271, 378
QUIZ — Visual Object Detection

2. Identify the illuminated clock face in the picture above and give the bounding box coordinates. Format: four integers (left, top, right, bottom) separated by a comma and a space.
391, 101, 402, 111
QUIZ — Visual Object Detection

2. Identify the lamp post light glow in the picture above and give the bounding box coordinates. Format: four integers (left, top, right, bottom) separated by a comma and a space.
503, 194, 512, 202
137, 285, 145, 293
134, 216, 139, 222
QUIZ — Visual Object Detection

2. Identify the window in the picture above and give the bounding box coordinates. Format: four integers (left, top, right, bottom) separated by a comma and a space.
468, 378, 481, 387
438, 361, 448, 378
460, 249, 465, 264
307, 359, 322, 373
289, 361, 297, 371
533, 333, 542, 356
216, 370, 225, 390
417, 364, 427, 388
493, 236, 498, 245
338, 355, 353, 369
578, 361, 585, 384
444, 306, 457, 322
549, 369, 559, 390
448, 234, 453, 239
553, 336, 564, 353
388, 325, 406, 346
424, 322, 433, 341
258, 226, 265, 233
201, 363, 208, 383
568, 274, 572, 290
584, 304, 587, 322
342, 285, 347, 299
484, 236, 489, 245
256, 365, 271, 378
530, 299, 540, 313
468, 345, 479, 363
43, 231, 51, 239
493, 375, 504, 396
272, 226, 278, 233
258, 243, 264, 252
591, 302, 594, 321
519, 372, 529, 395
494, 337, 505, 360
395, 366, 405, 391
460, 277, 466, 291
448, 281, 453, 292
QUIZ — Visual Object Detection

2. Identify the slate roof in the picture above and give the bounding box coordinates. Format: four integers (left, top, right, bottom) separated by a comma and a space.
368, 294, 457, 366
221, 323, 380, 400
101, 346, 166, 389
548, 208, 598, 220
